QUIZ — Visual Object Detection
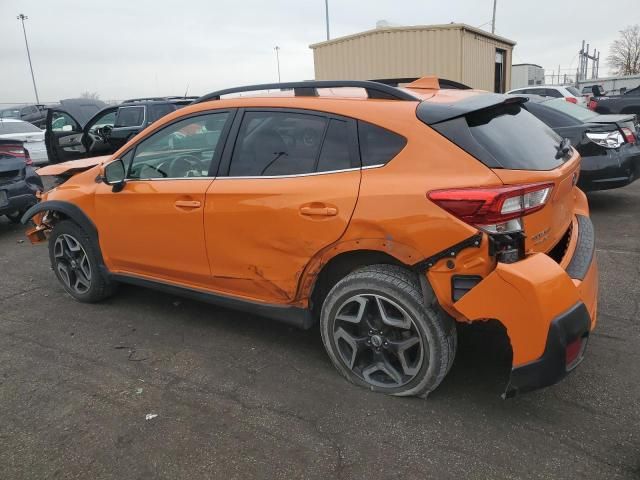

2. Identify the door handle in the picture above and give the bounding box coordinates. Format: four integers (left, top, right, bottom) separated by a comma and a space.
300, 206, 338, 216
175, 200, 201, 208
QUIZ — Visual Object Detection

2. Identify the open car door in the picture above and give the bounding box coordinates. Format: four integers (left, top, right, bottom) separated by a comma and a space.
45, 109, 86, 164
45, 107, 118, 164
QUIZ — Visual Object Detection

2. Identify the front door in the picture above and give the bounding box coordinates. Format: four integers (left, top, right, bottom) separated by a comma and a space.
204, 108, 361, 303
95, 110, 233, 287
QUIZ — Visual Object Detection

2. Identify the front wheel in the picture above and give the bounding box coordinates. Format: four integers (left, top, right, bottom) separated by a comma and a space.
320, 265, 457, 398
48, 220, 116, 302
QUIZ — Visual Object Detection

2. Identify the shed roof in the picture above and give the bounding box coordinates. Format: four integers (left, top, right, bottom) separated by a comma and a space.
309, 23, 516, 49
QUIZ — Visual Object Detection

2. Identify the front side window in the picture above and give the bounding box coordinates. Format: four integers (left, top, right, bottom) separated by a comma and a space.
229, 111, 328, 177
114, 106, 145, 128
88, 111, 117, 133
51, 112, 80, 132
128, 112, 229, 179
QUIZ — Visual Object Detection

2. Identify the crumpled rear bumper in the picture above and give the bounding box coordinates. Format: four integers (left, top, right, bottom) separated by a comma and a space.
504, 302, 590, 397
452, 214, 598, 397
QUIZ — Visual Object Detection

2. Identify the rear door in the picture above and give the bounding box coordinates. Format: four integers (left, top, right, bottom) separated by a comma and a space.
204, 108, 361, 303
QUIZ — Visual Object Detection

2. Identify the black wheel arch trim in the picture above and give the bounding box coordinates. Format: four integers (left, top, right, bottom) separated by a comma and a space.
21, 200, 97, 235
21, 200, 105, 265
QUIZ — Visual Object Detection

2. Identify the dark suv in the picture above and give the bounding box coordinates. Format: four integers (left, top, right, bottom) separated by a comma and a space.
45, 97, 197, 163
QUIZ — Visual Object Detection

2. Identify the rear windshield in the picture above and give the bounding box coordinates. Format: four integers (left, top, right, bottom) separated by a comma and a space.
0, 120, 41, 134
430, 102, 567, 171
542, 98, 597, 122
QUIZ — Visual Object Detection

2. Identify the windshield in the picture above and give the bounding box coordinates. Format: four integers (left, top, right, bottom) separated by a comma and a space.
543, 98, 597, 122
0, 120, 42, 134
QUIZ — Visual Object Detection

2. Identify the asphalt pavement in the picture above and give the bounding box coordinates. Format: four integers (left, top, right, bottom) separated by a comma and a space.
1, 182, 639, 479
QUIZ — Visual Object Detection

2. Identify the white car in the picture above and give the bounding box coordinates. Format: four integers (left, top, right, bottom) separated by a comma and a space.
0, 118, 48, 165
507, 85, 586, 106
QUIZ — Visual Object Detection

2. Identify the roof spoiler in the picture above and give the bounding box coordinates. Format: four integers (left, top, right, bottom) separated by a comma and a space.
417, 94, 528, 125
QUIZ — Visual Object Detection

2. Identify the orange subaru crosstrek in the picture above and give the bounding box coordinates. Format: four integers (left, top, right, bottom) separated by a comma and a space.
23, 77, 598, 398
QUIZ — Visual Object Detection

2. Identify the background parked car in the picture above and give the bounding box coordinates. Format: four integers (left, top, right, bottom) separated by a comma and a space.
0, 119, 48, 165
507, 85, 586, 106
521, 95, 640, 191
0, 139, 43, 223
589, 85, 640, 116
46, 97, 196, 163
0, 104, 48, 128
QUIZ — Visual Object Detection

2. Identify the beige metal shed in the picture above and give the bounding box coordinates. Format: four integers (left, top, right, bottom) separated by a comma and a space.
310, 23, 516, 92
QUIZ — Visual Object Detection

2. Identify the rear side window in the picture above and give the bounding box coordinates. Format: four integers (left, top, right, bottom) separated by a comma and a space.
545, 89, 563, 98
357, 121, 406, 167
431, 102, 566, 171
566, 87, 580, 96
114, 106, 145, 128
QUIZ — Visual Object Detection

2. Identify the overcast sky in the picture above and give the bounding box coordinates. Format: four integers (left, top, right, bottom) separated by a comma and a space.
0, 0, 635, 104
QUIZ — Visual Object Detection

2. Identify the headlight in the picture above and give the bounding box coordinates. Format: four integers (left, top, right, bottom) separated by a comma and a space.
585, 131, 624, 149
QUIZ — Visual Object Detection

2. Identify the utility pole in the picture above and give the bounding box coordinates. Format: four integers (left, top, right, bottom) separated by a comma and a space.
491, 0, 497, 34
274, 46, 281, 83
325, 0, 330, 40
17, 13, 40, 104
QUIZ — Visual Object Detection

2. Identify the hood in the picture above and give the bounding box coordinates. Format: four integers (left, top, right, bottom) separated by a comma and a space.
36, 155, 110, 176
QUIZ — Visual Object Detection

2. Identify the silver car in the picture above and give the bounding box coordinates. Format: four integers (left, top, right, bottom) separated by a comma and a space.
0, 118, 48, 165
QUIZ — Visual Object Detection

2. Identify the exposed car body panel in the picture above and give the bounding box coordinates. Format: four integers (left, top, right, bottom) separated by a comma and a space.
36, 155, 109, 177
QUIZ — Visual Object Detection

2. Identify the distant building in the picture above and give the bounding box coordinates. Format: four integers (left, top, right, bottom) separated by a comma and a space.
310, 23, 516, 93
577, 74, 640, 96
511, 64, 545, 89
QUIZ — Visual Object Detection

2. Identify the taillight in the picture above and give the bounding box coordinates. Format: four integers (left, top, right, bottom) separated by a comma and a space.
23, 148, 33, 166
565, 97, 578, 104
0, 144, 26, 158
428, 183, 554, 234
621, 127, 636, 144
587, 99, 597, 111
0, 144, 31, 165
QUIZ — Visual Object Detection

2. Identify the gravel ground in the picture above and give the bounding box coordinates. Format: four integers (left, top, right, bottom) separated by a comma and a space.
0, 182, 639, 480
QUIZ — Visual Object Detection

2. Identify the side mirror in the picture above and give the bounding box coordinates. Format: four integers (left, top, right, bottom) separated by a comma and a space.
61, 124, 73, 132
103, 159, 126, 192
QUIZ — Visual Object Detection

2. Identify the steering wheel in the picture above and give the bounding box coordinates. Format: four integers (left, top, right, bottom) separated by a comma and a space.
168, 154, 202, 178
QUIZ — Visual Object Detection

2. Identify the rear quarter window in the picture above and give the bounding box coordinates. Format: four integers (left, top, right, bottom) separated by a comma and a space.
357, 121, 406, 167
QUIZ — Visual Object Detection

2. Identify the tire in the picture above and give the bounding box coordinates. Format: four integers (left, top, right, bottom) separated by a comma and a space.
6, 211, 23, 224
320, 264, 457, 398
48, 220, 116, 302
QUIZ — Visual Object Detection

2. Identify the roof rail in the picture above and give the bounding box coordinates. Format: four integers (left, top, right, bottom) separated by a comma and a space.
193, 80, 420, 104
372, 77, 472, 90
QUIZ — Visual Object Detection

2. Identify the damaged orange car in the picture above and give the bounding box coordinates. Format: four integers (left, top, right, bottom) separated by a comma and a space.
23, 78, 598, 398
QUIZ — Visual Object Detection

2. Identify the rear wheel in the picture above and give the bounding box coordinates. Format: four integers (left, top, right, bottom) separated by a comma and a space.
320, 264, 457, 397
48, 220, 116, 302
